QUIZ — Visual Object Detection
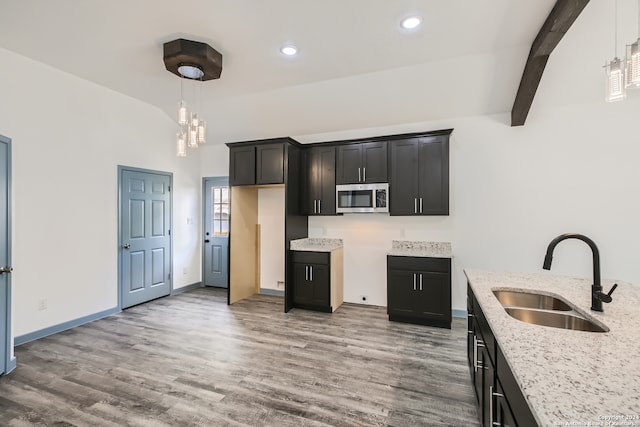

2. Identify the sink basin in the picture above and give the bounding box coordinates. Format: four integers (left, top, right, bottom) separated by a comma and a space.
493, 290, 572, 311
504, 307, 608, 333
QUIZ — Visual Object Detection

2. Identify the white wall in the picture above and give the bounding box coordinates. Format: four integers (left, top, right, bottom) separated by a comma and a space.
0, 48, 202, 341
258, 187, 285, 291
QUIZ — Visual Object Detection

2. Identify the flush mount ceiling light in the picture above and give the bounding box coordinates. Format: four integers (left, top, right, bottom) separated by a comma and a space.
401, 16, 422, 30
280, 45, 298, 56
163, 38, 223, 156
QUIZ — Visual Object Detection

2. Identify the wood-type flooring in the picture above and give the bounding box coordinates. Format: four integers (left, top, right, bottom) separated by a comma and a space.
0, 287, 479, 426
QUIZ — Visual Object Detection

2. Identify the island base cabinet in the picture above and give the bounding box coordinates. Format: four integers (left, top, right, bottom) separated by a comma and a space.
387, 256, 451, 328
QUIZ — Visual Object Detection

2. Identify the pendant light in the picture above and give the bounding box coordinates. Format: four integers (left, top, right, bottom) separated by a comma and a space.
163, 39, 223, 157
605, 0, 626, 102
626, 0, 640, 88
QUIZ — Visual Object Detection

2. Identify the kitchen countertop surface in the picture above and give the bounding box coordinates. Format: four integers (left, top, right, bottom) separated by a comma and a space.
465, 269, 640, 426
387, 240, 452, 258
290, 237, 343, 252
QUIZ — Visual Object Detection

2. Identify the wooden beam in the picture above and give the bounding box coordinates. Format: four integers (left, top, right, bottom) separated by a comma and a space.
511, 0, 590, 126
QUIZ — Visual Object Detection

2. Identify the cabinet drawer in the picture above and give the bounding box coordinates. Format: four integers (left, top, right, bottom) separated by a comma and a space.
387, 256, 450, 273
291, 251, 330, 265
496, 345, 538, 427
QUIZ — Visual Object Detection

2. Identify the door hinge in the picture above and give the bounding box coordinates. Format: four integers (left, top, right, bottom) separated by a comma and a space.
168, 229, 171, 235
168, 185, 171, 192
168, 273, 171, 280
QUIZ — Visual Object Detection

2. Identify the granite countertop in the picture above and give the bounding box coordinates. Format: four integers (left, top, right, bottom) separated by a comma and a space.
465, 269, 640, 426
290, 238, 343, 252
387, 240, 452, 258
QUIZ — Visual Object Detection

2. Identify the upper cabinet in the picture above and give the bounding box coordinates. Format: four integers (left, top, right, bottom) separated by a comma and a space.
336, 141, 388, 184
228, 141, 286, 186
389, 132, 450, 216
302, 145, 336, 215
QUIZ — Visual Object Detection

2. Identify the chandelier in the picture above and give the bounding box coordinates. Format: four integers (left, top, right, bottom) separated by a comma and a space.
163, 39, 223, 156
605, 0, 640, 102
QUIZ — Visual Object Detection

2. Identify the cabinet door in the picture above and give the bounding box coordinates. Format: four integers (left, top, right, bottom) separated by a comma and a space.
293, 262, 329, 306
387, 269, 419, 315
495, 381, 517, 427
361, 141, 388, 183
293, 263, 314, 304
389, 138, 420, 215
418, 136, 449, 215
480, 346, 495, 427
413, 271, 451, 323
300, 149, 317, 215
316, 146, 336, 215
336, 144, 362, 184
256, 143, 284, 184
229, 146, 256, 186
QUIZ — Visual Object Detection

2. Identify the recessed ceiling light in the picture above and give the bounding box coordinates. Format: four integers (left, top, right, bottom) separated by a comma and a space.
280, 45, 298, 56
401, 16, 422, 30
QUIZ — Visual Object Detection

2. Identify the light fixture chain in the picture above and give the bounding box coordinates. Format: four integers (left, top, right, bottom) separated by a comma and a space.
615, 0, 618, 57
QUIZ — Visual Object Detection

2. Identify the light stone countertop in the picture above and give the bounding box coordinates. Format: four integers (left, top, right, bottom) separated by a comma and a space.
387, 240, 452, 258
465, 269, 640, 426
290, 238, 343, 252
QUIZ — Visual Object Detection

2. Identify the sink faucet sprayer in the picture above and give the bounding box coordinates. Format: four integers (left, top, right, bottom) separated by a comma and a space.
542, 233, 617, 312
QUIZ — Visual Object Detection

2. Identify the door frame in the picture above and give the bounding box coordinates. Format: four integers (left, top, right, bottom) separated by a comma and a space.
202, 176, 230, 288
0, 134, 14, 374
117, 165, 173, 310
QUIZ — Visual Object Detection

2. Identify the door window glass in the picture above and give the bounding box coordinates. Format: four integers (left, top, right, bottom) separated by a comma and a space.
211, 187, 230, 235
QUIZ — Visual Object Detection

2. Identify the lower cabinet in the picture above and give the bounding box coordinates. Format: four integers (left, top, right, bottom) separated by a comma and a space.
387, 256, 451, 328
468, 284, 538, 427
291, 249, 343, 312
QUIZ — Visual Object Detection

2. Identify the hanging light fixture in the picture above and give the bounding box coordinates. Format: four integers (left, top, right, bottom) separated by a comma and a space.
163, 39, 223, 156
605, 0, 626, 102
626, 0, 640, 89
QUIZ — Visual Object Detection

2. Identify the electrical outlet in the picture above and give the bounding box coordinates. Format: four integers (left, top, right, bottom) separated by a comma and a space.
37, 299, 47, 311
277, 281, 284, 289
359, 295, 368, 303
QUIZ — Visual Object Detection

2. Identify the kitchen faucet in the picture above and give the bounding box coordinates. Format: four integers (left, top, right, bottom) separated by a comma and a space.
542, 233, 617, 312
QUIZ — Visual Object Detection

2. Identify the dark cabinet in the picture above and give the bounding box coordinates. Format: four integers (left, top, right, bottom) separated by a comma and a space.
387, 256, 451, 328
302, 146, 336, 215
229, 145, 256, 186
292, 251, 331, 312
228, 142, 284, 186
467, 285, 538, 427
389, 135, 449, 215
336, 141, 388, 184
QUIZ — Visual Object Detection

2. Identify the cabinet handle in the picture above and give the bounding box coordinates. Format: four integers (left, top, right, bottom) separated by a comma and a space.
305, 266, 309, 281
419, 197, 423, 213
474, 336, 485, 373
310, 266, 313, 281
318, 199, 321, 213
414, 198, 418, 214
358, 167, 361, 182
413, 273, 416, 290
419, 274, 423, 291
363, 167, 366, 182
489, 385, 494, 427
467, 313, 474, 334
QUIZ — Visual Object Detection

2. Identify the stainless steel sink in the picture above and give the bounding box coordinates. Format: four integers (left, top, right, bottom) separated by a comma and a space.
504, 308, 608, 333
493, 290, 572, 311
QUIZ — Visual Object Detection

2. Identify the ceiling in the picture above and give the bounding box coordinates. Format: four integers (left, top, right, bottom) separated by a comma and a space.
0, 0, 576, 143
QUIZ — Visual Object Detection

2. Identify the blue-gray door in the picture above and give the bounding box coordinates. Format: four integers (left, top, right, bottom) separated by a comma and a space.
203, 177, 229, 288
120, 167, 172, 308
0, 135, 12, 375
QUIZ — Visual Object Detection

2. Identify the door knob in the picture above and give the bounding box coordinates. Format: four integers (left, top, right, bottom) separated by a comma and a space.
0, 266, 13, 274
204, 240, 210, 243
123, 243, 131, 249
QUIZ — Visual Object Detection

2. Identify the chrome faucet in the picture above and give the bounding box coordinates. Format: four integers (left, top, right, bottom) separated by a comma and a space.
542, 233, 617, 312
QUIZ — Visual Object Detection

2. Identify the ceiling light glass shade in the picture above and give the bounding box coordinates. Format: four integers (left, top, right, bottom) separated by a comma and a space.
281, 45, 298, 56
178, 65, 204, 79
401, 16, 422, 29
605, 58, 626, 102
626, 40, 640, 88
188, 125, 198, 148
190, 112, 199, 128
197, 119, 206, 144
176, 132, 187, 157
178, 101, 188, 125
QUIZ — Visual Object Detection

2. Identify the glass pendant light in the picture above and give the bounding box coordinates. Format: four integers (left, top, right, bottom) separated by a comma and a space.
626, 0, 640, 88
176, 132, 187, 157
605, 0, 626, 102
197, 119, 206, 144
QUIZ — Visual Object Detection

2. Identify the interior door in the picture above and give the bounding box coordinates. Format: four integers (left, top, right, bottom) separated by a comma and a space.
0, 135, 12, 375
203, 177, 229, 288
119, 167, 172, 308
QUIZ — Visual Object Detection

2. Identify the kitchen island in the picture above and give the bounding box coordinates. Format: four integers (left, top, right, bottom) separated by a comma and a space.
465, 269, 640, 426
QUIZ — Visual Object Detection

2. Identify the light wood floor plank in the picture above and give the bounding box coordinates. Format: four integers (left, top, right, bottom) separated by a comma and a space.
0, 287, 479, 426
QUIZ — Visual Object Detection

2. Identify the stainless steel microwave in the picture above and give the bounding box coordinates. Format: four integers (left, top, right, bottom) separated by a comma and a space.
336, 183, 389, 213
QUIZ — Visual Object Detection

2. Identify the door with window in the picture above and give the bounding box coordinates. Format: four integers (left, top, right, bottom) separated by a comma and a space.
119, 167, 172, 308
0, 135, 12, 375
203, 177, 229, 288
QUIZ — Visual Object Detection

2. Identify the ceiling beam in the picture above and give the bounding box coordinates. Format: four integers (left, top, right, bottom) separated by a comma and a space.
511, 0, 590, 126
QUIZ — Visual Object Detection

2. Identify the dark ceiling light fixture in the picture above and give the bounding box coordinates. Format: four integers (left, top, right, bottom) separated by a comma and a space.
163, 38, 223, 156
